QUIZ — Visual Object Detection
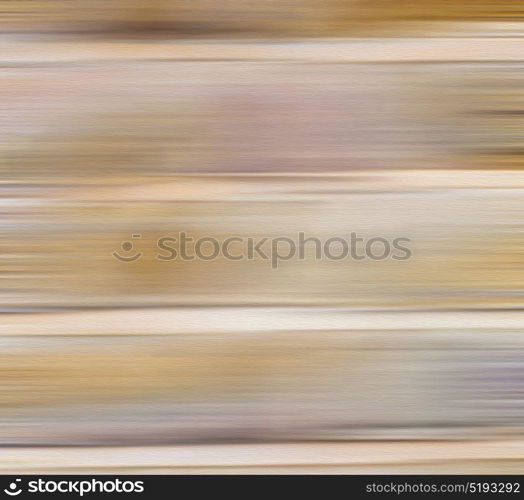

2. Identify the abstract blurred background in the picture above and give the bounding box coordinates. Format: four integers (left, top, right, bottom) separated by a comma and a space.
1, 0, 524, 473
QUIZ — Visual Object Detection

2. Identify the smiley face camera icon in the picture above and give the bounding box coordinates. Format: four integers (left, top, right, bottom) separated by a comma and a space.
4, 479, 22, 496
112, 234, 143, 262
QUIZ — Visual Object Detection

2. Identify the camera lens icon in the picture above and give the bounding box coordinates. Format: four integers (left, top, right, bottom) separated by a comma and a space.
4, 479, 22, 496
112, 234, 143, 262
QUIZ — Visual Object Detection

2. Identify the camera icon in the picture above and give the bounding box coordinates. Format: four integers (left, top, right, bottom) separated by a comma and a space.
112, 234, 143, 262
